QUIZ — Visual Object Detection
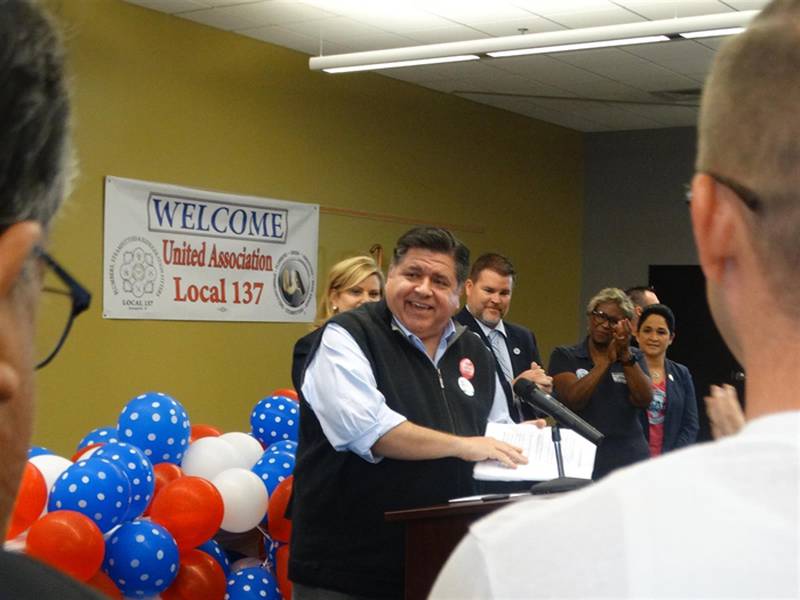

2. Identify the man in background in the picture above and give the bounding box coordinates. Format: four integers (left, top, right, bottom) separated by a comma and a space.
432, 0, 800, 596
625, 284, 660, 330
456, 253, 552, 422
0, 2, 101, 598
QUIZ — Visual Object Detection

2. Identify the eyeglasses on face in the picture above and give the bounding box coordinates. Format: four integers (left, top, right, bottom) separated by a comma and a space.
34, 249, 91, 369
589, 309, 621, 327
684, 172, 763, 214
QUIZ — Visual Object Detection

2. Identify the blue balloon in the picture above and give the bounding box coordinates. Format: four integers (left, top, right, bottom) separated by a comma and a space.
92, 441, 155, 521
226, 566, 280, 600
103, 520, 179, 598
266, 440, 298, 456
117, 392, 191, 465
250, 396, 299, 446
197, 539, 231, 577
28, 446, 53, 459
77, 426, 119, 451
48, 457, 131, 533
251, 451, 295, 497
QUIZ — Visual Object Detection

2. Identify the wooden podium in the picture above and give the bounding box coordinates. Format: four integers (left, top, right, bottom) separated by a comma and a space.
386, 495, 542, 599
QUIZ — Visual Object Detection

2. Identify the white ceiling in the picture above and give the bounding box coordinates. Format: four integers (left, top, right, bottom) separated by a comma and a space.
123, 0, 768, 132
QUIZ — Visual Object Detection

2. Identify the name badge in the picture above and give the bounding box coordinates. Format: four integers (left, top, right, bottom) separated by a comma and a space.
611, 372, 627, 384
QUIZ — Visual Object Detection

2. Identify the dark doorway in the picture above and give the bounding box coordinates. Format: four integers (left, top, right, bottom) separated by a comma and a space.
649, 265, 744, 442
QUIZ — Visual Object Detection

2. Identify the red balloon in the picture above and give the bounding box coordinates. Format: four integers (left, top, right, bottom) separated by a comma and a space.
5, 462, 47, 540
86, 570, 123, 599
143, 462, 184, 516
149, 476, 224, 551
272, 388, 298, 402
25, 510, 104, 582
267, 475, 293, 543
190, 424, 222, 443
162, 548, 226, 600
276, 545, 292, 600
71, 442, 103, 462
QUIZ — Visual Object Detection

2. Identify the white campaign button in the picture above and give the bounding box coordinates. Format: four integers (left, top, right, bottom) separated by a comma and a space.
458, 376, 475, 397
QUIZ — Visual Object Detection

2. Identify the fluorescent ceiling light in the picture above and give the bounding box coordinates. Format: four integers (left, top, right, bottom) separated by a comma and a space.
310, 10, 759, 73
487, 35, 669, 58
679, 27, 746, 39
323, 55, 479, 74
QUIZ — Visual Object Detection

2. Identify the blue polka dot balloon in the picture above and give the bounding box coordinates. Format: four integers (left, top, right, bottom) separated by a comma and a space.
226, 566, 280, 600
47, 457, 131, 533
28, 446, 53, 459
266, 440, 298, 457
77, 426, 119, 451
117, 392, 190, 465
103, 520, 179, 598
92, 441, 154, 521
251, 450, 295, 497
197, 538, 231, 577
250, 396, 299, 446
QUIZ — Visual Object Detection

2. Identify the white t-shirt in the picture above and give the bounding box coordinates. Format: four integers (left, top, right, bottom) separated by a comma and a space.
431, 411, 800, 599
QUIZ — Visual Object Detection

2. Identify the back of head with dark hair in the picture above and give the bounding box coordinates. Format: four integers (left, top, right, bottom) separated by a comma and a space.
638, 303, 676, 335
392, 226, 470, 285
0, 0, 71, 231
469, 253, 516, 284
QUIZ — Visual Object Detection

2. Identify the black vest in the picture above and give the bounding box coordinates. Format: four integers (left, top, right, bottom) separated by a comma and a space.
289, 300, 496, 598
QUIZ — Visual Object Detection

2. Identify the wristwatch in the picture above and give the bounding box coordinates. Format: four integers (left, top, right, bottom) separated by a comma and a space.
620, 354, 636, 367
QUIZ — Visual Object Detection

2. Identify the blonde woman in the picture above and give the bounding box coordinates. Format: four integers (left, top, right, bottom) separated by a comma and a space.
291, 256, 384, 391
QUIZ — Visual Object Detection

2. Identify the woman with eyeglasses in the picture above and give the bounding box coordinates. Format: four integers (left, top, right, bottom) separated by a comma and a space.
635, 304, 699, 455
291, 255, 385, 391
549, 287, 652, 479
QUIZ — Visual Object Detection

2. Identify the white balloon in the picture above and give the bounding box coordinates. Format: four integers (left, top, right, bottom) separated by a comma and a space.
180, 437, 240, 480
29, 454, 72, 500
220, 432, 264, 469
212, 468, 269, 533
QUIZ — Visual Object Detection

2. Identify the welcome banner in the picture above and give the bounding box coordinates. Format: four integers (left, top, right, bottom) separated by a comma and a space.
103, 176, 319, 322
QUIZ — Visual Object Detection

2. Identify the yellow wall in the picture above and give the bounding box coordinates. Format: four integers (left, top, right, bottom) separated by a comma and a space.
35, 0, 584, 454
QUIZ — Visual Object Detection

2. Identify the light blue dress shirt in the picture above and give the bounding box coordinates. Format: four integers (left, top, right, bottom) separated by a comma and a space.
302, 318, 512, 463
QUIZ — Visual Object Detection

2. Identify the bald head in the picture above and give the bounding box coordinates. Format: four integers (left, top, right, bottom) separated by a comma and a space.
697, 1, 800, 308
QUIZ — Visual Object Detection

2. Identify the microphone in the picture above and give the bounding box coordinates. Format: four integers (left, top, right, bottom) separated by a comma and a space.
513, 379, 604, 446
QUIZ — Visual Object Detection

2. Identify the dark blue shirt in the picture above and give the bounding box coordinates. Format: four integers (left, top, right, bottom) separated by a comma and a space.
549, 337, 649, 479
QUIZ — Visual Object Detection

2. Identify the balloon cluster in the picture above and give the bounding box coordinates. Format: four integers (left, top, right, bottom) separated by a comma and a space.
6, 388, 300, 599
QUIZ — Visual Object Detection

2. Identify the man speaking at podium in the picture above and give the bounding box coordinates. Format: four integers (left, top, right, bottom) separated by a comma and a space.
432, 1, 800, 597
290, 227, 529, 599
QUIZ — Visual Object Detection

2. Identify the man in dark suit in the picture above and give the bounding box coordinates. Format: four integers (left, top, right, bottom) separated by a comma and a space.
455, 253, 552, 422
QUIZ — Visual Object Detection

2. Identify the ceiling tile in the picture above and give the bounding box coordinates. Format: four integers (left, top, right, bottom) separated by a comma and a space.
178, 7, 257, 30
510, 1, 617, 15
240, 24, 348, 55
492, 55, 611, 89
541, 6, 645, 28
219, 1, 338, 28
552, 48, 700, 92
279, 16, 391, 44
299, 2, 455, 31
402, 26, 491, 44
722, 0, 770, 9
469, 15, 565, 36
612, 0, 731, 19
417, 0, 540, 27
622, 39, 716, 75
335, 32, 419, 52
